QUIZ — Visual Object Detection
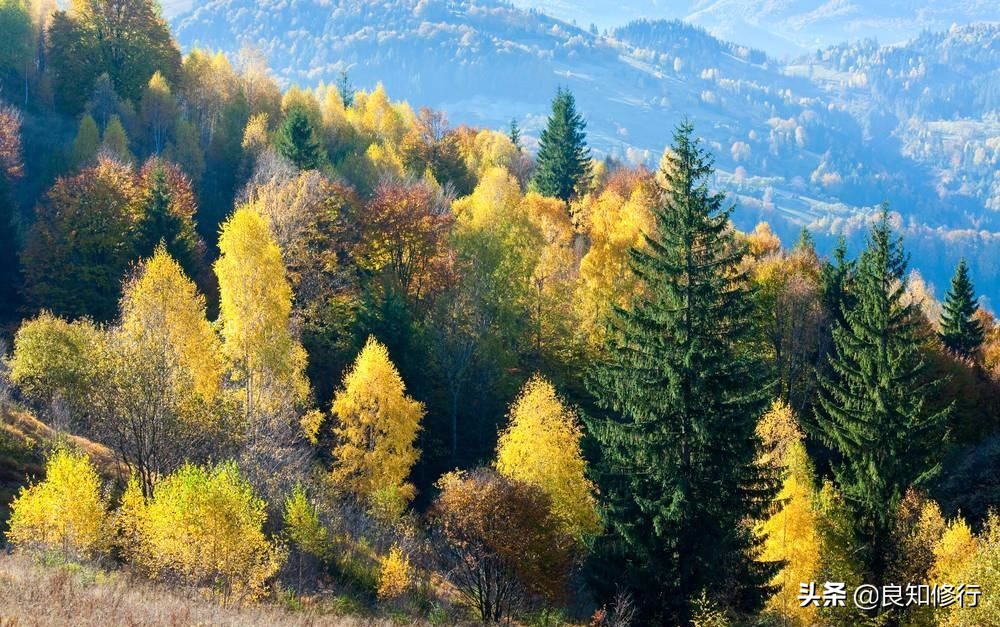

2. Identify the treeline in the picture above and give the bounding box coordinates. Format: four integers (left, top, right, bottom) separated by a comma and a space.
0, 0, 999, 625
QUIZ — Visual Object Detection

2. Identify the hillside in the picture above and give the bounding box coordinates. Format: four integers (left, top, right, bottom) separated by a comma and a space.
171, 0, 1000, 298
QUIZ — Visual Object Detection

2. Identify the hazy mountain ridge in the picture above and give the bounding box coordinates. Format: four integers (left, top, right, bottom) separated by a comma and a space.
171, 0, 1000, 299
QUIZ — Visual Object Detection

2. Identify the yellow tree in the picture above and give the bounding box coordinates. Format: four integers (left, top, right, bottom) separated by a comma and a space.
6, 447, 109, 559
573, 170, 656, 351
215, 206, 309, 425
495, 375, 600, 543
119, 461, 285, 605
755, 400, 821, 626
330, 336, 424, 516
103, 246, 225, 496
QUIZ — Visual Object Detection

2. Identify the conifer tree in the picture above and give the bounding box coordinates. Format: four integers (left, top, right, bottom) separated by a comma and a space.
275, 103, 325, 170
813, 207, 948, 590
939, 258, 984, 359
71, 113, 100, 168
532, 88, 590, 203
508, 117, 521, 149
586, 122, 776, 623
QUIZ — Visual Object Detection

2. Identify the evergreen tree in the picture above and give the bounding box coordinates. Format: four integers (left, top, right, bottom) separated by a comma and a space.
336, 69, 354, 108
939, 258, 984, 359
532, 88, 590, 203
275, 104, 325, 171
820, 235, 855, 332
586, 122, 776, 623
508, 117, 521, 149
71, 114, 100, 168
813, 208, 948, 592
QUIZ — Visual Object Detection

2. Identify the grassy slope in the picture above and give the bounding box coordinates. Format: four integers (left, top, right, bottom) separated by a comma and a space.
0, 406, 120, 537
0, 553, 416, 626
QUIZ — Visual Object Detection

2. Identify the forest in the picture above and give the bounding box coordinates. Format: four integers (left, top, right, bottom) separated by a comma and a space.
0, 0, 998, 625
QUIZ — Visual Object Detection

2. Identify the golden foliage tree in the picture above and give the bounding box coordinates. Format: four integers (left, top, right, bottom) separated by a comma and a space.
495, 375, 600, 543
330, 337, 424, 515
931, 512, 999, 627
102, 246, 225, 496
6, 447, 109, 559
755, 400, 821, 626
429, 469, 572, 623
215, 206, 309, 423
119, 461, 285, 605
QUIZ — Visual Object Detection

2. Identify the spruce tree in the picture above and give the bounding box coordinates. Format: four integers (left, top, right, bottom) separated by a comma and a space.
939, 258, 984, 359
586, 122, 776, 623
820, 235, 855, 332
276, 104, 325, 170
813, 208, 948, 590
532, 88, 590, 202
508, 117, 521, 149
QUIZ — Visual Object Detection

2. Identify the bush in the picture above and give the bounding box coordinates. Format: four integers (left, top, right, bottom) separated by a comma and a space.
377, 544, 413, 600
428, 468, 572, 623
119, 461, 285, 605
6, 447, 109, 560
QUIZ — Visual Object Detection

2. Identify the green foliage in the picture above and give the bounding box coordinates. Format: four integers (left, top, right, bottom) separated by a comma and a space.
813, 207, 949, 587
276, 104, 325, 170
939, 258, 984, 358
71, 114, 100, 168
101, 114, 132, 163
282, 484, 327, 559
7, 312, 103, 415
531, 88, 590, 202
586, 121, 776, 623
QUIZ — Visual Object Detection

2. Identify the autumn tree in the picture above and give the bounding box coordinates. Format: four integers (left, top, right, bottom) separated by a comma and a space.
932, 512, 999, 626
119, 461, 285, 604
135, 158, 206, 281
6, 447, 109, 559
7, 312, 103, 419
139, 71, 176, 155
50, 0, 181, 106
429, 469, 573, 623
532, 87, 591, 203
95, 246, 226, 497
330, 337, 424, 517
813, 208, 948, 590
586, 122, 775, 623
215, 206, 309, 425
353, 179, 453, 301
755, 401, 821, 627
21, 155, 142, 321
495, 375, 600, 543
101, 114, 132, 162
939, 258, 984, 359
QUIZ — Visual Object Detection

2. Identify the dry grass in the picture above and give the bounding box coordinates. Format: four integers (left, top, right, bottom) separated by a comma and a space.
0, 553, 432, 627
1, 407, 119, 477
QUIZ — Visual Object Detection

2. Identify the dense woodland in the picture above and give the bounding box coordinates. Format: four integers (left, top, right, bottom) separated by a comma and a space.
0, 1, 999, 625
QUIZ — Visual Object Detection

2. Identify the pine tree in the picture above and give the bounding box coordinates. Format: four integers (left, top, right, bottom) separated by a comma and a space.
586, 122, 776, 623
819, 235, 855, 332
531, 88, 590, 203
813, 207, 948, 591
508, 117, 521, 149
276, 103, 325, 170
939, 258, 984, 359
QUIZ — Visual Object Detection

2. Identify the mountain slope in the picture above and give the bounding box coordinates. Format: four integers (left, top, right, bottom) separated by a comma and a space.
171, 0, 1000, 300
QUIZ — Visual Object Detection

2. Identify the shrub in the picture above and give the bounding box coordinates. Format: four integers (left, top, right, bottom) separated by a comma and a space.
119, 461, 285, 604
429, 468, 572, 623
377, 544, 413, 600
6, 447, 109, 560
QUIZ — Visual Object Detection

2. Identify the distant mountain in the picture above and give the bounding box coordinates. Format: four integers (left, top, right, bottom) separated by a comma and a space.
171, 0, 1000, 300
505, 0, 1000, 57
